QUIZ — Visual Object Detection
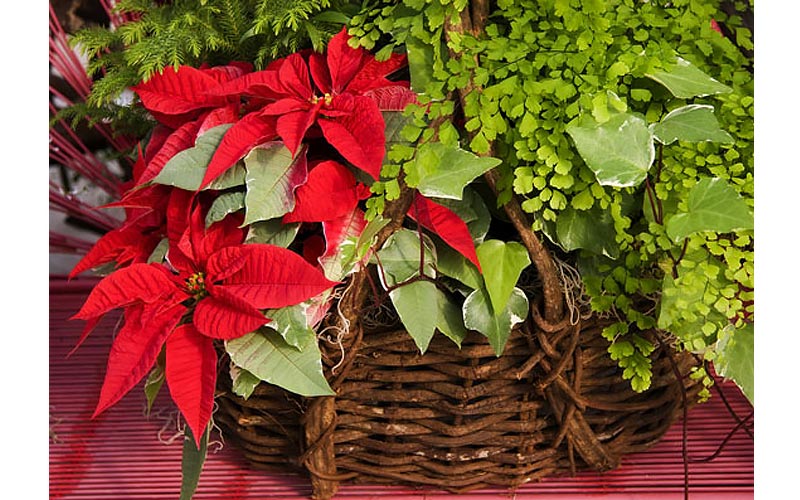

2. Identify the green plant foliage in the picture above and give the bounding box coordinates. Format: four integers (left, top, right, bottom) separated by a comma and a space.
243, 144, 309, 224
180, 425, 208, 500
714, 323, 754, 404
152, 124, 232, 190
475, 240, 531, 314
389, 280, 444, 353
463, 286, 529, 356
349, 0, 753, 396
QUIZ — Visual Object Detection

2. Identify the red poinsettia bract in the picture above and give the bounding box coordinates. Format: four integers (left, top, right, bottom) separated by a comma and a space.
71, 207, 338, 446
200, 27, 413, 188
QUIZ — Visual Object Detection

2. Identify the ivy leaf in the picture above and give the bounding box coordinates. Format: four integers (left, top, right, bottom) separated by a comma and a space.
179, 425, 208, 500
267, 304, 316, 351
229, 364, 261, 400
389, 280, 440, 353
205, 191, 245, 227
435, 241, 483, 291
433, 187, 492, 245
375, 228, 436, 288
714, 323, 754, 405
152, 124, 232, 190
405, 34, 435, 95
645, 57, 732, 99
225, 328, 334, 396
463, 287, 529, 356
566, 112, 655, 188
436, 293, 468, 347
651, 105, 734, 145
243, 143, 309, 225
408, 142, 502, 200
556, 205, 620, 259
666, 177, 754, 242
245, 219, 300, 248
476, 240, 531, 314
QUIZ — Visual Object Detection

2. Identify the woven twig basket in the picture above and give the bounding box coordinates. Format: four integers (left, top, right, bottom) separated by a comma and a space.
215, 301, 700, 499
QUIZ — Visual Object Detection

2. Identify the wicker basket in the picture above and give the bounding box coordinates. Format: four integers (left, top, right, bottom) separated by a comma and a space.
215, 303, 700, 499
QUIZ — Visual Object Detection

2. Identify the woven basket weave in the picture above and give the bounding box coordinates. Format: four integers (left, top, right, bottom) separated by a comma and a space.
215, 303, 700, 499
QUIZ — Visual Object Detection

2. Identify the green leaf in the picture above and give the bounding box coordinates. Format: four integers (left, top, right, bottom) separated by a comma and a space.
267, 304, 316, 351
556, 205, 620, 259
405, 34, 435, 94
435, 241, 483, 291
436, 293, 468, 347
375, 228, 436, 288
566, 112, 655, 188
205, 191, 244, 227
230, 365, 261, 400
666, 177, 754, 242
226, 329, 334, 397
714, 323, 754, 405
153, 124, 232, 190
245, 219, 300, 247
651, 105, 735, 145
180, 425, 208, 500
463, 287, 529, 356
408, 142, 502, 200
645, 57, 732, 99
205, 162, 246, 191
143, 361, 165, 416
389, 280, 441, 353
355, 216, 390, 261
147, 238, 169, 264
243, 143, 308, 224
433, 187, 492, 244
476, 240, 531, 314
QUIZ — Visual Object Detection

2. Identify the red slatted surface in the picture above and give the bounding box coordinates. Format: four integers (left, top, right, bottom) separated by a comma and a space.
50, 281, 754, 499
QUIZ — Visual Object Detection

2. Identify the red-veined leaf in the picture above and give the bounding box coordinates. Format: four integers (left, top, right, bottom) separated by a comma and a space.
208, 69, 284, 99
365, 85, 419, 111
132, 66, 229, 119
204, 246, 250, 283
71, 263, 182, 320
276, 53, 314, 100
283, 160, 361, 223
145, 125, 173, 166
166, 189, 197, 272
212, 243, 338, 309
318, 95, 385, 180
192, 287, 269, 339
194, 212, 247, 269
409, 194, 482, 272
302, 234, 326, 265
202, 62, 252, 84
197, 104, 239, 136
165, 324, 217, 449
275, 108, 320, 156
139, 119, 203, 186
200, 111, 278, 189
92, 300, 186, 418
319, 207, 367, 281
309, 52, 332, 95
347, 53, 409, 94
68, 224, 162, 278
68, 316, 100, 358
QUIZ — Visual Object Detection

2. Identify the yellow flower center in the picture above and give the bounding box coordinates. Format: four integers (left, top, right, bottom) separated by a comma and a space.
309, 93, 333, 106
185, 272, 207, 298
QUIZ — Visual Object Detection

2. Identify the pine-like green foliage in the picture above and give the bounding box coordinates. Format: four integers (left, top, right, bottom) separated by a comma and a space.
63, 0, 360, 136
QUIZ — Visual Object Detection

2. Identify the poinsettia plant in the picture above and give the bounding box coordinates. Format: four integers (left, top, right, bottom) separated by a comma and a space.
64, 0, 754, 497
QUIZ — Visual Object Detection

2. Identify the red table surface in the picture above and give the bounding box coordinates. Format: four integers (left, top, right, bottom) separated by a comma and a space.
50, 280, 754, 499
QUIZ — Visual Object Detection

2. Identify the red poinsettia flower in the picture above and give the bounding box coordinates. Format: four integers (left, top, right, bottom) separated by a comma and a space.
200, 27, 415, 188
71, 203, 338, 446
408, 193, 482, 272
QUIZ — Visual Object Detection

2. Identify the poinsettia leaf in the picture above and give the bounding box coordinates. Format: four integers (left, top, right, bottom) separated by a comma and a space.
409, 194, 482, 271
275, 108, 319, 157
139, 119, 203, 185
651, 104, 735, 145
375, 228, 436, 289
205, 162, 247, 191
132, 65, 228, 118
93, 301, 186, 418
205, 191, 245, 227
201, 111, 279, 189
166, 324, 217, 447
476, 240, 531, 315
665, 177, 754, 242
463, 287, 529, 356
212, 243, 339, 309
324, 26, 368, 93
319, 208, 367, 281
407, 142, 502, 200
243, 143, 309, 224
245, 219, 301, 247
645, 57, 733, 99
229, 364, 261, 400
69, 226, 147, 278
153, 124, 233, 190
283, 160, 360, 223
193, 289, 269, 340
71, 263, 180, 320
278, 53, 315, 100
365, 86, 418, 111
566, 111, 655, 188
267, 304, 316, 351
389, 280, 441, 354
197, 104, 239, 136
179, 425, 208, 500
143, 354, 166, 416
556, 205, 620, 259
714, 323, 754, 405
226, 328, 335, 396
318, 94, 385, 180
